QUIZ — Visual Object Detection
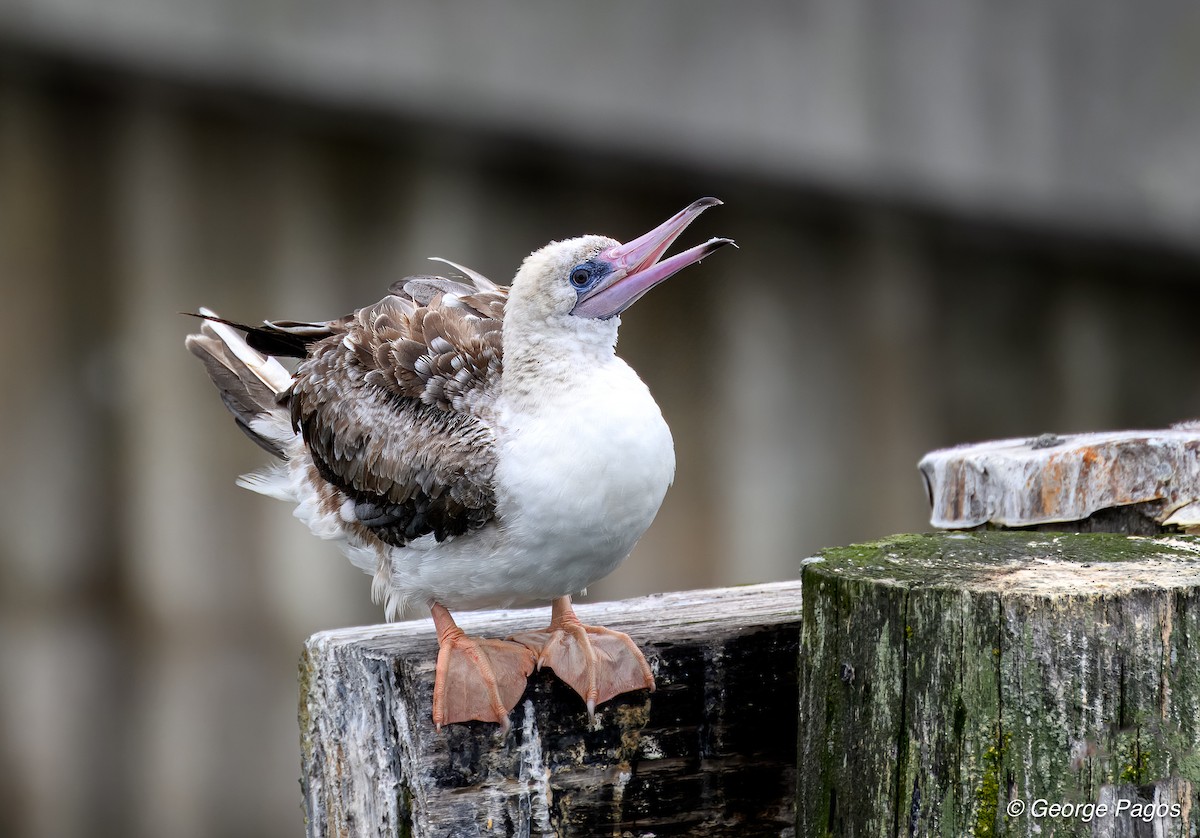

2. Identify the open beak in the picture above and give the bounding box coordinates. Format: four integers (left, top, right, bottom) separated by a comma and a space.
571, 197, 734, 319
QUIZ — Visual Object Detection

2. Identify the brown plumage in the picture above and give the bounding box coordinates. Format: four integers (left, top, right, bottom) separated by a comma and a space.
189, 272, 509, 549
185, 322, 291, 457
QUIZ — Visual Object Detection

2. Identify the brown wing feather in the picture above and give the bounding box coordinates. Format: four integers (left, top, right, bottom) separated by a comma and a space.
288, 278, 508, 547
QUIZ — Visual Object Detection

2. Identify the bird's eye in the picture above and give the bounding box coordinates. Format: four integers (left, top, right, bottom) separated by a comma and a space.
570, 266, 592, 288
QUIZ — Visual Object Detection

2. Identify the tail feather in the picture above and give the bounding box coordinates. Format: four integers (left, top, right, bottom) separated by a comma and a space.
184, 309, 333, 359
186, 309, 295, 458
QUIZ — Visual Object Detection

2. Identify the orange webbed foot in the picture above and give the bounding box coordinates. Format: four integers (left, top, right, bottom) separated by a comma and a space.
510, 596, 655, 716
430, 602, 535, 732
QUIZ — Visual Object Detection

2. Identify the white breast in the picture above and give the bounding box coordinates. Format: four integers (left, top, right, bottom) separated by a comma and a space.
489, 358, 676, 597
361, 357, 675, 615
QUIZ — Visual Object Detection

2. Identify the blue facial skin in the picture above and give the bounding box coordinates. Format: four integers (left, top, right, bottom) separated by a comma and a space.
568, 260, 609, 295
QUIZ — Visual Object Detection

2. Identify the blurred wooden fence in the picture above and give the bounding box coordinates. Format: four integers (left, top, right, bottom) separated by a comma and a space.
2, 2, 1200, 836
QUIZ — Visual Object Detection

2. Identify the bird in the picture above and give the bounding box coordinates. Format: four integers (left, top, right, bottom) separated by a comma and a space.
186, 197, 732, 731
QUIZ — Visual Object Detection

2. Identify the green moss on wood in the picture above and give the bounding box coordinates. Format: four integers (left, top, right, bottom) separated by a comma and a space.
798, 531, 1200, 836
814, 530, 1200, 586
297, 646, 316, 764
973, 726, 1010, 838
1119, 750, 1150, 785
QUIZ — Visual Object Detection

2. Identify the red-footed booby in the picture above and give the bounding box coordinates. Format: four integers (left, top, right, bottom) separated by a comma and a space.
186, 198, 732, 730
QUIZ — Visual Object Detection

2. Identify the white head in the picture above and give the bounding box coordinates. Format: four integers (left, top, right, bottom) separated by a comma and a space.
503, 198, 733, 363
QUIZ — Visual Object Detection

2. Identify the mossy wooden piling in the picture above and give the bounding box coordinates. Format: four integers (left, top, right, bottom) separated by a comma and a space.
799, 531, 1200, 837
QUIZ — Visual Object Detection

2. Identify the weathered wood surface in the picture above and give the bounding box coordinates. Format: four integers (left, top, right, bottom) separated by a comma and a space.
300, 582, 803, 838
918, 429, 1200, 532
798, 530, 1200, 837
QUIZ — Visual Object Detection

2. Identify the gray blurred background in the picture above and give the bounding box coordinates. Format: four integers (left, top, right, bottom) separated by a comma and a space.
3, 2, 1200, 836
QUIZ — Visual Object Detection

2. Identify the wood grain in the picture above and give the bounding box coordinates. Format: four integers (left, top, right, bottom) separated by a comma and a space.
799, 531, 1200, 837
919, 429, 1200, 532
300, 582, 803, 837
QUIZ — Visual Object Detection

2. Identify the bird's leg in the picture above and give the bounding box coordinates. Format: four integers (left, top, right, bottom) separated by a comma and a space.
510, 595, 655, 717
430, 602, 535, 732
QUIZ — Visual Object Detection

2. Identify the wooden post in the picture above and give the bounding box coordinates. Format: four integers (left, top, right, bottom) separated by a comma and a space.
300, 582, 803, 837
798, 530, 1200, 836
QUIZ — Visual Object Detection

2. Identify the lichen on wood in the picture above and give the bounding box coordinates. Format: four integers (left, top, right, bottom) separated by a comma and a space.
798, 531, 1200, 836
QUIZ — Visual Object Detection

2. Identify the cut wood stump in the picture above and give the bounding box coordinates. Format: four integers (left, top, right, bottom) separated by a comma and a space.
300, 582, 803, 838
918, 428, 1200, 533
798, 530, 1200, 837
